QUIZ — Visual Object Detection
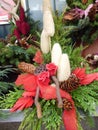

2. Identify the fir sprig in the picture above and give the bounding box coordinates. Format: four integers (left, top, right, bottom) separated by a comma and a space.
0, 82, 14, 95
71, 81, 98, 115
42, 99, 62, 130
18, 99, 62, 130
0, 67, 17, 80
0, 87, 23, 109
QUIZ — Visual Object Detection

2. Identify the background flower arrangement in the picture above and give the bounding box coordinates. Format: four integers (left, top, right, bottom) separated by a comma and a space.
0, 0, 40, 96
0, 0, 40, 67
0, 0, 98, 130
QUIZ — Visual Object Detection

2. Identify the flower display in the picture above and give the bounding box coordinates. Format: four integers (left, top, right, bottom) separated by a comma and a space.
1, 1, 98, 130
10, 42, 98, 130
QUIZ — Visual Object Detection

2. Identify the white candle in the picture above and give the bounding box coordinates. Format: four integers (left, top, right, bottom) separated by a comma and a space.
57, 54, 71, 82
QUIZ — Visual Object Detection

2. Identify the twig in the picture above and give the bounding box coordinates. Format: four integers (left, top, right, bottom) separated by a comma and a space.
34, 87, 42, 119
52, 76, 63, 108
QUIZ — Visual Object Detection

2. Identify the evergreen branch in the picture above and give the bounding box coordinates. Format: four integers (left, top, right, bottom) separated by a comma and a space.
0, 67, 17, 80
0, 82, 14, 95
18, 99, 62, 130
0, 87, 23, 109
71, 81, 98, 115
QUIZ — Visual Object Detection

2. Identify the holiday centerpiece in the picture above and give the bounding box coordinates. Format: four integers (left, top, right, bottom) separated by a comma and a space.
0, 0, 98, 130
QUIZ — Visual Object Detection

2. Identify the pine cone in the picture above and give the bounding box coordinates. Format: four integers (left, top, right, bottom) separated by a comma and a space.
18, 62, 36, 74
63, 98, 73, 110
60, 74, 80, 92
34, 64, 46, 75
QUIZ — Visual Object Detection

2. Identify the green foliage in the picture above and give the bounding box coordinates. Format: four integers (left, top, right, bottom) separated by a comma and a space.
0, 45, 36, 66
71, 81, 98, 115
43, 53, 51, 64
27, 17, 41, 36
18, 99, 62, 130
52, 11, 72, 48
42, 99, 62, 130
0, 65, 17, 80
67, 46, 84, 69
0, 65, 18, 95
0, 82, 14, 95
66, 0, 94, 9
62, 1, 98, 45
0, 87, 23, 109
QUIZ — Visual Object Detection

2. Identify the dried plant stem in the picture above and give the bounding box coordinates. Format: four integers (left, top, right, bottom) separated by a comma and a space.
52, 76, 63, 108
34, 87, 42, 119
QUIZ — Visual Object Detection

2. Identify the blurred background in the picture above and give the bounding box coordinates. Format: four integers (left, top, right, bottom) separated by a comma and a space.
0, 0, 66, 38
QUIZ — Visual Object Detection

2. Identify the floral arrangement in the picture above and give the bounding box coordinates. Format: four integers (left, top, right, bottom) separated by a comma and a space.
10, 43, 98, 130
0, 1, 40, 67
0, 1, 98, 130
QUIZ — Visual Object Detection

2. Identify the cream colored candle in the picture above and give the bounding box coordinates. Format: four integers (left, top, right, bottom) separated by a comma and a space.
51, 43, 62, 66
57, 53, 71, 82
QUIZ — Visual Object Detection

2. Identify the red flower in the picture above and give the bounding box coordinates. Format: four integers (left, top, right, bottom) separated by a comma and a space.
21, 22, 30, 35
72, 68, 86, 80
80, 73, 98, 85
37, 71, 50, 86
16, 21, 21, 30
13, 5, 30, 39
46, 63, 58, 76
14, 28, 21, 39
73, 68, 98, 85
11, 97, 33, 112
33, 50, 43, 64
19, 6, 25, 21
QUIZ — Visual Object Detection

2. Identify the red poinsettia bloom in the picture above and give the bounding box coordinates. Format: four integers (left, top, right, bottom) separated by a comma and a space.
46, 63, 58, 76
72, 68, 86, 80
72, 68, 98, 85
33, 50, 43, 64
37, 71, 50, 86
